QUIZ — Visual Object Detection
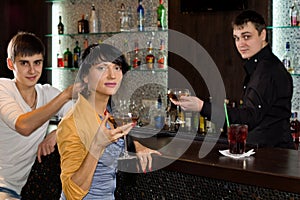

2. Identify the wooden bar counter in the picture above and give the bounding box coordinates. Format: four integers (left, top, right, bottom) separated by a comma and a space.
116, 131, 300, 199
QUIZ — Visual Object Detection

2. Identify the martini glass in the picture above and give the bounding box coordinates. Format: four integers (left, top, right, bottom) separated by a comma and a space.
169, 88, 191, 101
168, 88, 191, 124
112, 111, 137, 160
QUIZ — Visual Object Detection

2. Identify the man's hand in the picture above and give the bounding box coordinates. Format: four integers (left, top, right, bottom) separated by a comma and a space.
171, 96, 203, 112
37, 130, 57, 163
64, 82, 84, 100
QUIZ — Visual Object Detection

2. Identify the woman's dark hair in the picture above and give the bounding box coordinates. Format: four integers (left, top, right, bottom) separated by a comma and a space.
78, 43, 129, 97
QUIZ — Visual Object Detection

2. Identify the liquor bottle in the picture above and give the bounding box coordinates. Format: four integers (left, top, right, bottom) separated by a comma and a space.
147, 0, 157, 30
83, 36, 89, 49
63, 48, 73, 68
89, 4, 99, 33
118, 3, 129, 32
192, 112, 200, 132
123, 41, 132, 70
73, 41, 81, 68
137, 0, 145, 31
282, 42, 294, 74
153, 94, 165, 129
290, 0, 299, 26
157, 0, 167, 30
157, 39, 166, 69
57, 39, 64, 67
199, 115, 206, 135
164, 92, 171, 130
293, 54, 300, 74
206, 97, 215, 134
127, 6, 134, 29
78, 14, 89, 34
132, 41, 141, 69
145, 41, 155, 69
185, 112, 192, 132
57, 16, 64, 34
291, 112, 300, 143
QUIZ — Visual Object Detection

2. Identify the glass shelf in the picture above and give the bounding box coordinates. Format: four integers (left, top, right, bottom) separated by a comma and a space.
45, 32, 120, 37
45, 67, 168, 72
267, 26, 300, 29
45, 0, 63, 2
291, 73, 300, 77
45, 67, 79, 71
45, 29, 168, 38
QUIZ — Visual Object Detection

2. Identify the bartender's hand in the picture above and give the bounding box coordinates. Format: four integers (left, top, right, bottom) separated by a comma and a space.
171, 96, 203, 112
37, 130, 57, 163
134, 141, 161, 173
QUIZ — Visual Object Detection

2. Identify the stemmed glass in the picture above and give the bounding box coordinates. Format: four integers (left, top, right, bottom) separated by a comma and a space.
112, 100, 137, 160
168, 88, 191, 124
168, 88, 191, 101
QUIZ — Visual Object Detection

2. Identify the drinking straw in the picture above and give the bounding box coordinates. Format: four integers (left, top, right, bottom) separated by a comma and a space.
224, 102, 230, 127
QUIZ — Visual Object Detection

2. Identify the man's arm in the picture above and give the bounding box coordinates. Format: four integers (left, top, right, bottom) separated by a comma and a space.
16, 83, 81, 136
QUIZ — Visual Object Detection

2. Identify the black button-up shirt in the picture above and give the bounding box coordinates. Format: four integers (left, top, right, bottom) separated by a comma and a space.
202, 44, 294, 149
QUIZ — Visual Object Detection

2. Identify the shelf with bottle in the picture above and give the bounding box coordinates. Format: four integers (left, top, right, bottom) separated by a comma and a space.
267, 25, 300, 29
45, 0, 63, 2
44, 67, 168, 73
46, 29, 167, 38
45, 67, 79, 71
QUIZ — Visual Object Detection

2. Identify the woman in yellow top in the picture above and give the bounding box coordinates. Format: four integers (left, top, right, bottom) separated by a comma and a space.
57, 43, 160, 199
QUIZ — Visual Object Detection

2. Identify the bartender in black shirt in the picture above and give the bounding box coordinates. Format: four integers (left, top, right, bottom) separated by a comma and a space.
172, 10, 295, 149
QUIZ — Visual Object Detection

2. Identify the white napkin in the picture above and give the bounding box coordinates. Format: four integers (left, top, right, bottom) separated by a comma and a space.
219, 149, 255, 159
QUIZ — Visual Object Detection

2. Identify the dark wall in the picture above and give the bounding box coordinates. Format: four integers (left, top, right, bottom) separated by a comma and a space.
0, 0, 51, 83
168, 0, 270, 102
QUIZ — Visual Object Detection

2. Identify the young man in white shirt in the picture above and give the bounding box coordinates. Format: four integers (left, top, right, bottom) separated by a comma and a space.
0, 31, 82, 199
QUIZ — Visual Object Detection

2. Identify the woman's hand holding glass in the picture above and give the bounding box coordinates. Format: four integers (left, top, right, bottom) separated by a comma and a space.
92, 114, 133, 157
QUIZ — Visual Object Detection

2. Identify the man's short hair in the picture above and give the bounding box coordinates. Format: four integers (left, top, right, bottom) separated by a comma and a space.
232, 10, 266, 35
7, 32, 45, 62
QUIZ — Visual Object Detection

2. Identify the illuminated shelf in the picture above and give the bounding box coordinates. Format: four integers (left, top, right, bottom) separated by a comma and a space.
45, 29, 168, 38
45, 67, 168, 72
267, 25, 300, 29
45, 67, 79, 71
291, 73, 300, 77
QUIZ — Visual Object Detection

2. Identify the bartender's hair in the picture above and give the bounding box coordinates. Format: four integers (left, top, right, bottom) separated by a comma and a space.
232, 10, 266, 35
7, 31, 45, 62
78, 43, 129, 97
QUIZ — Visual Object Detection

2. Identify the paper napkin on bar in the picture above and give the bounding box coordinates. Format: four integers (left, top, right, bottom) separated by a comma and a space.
219, 149, 255, 159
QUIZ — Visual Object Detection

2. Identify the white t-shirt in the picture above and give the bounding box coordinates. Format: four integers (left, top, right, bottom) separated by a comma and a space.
0, 78, 73, 195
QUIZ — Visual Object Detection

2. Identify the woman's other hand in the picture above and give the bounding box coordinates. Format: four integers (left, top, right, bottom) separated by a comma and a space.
134, 141, 161, 173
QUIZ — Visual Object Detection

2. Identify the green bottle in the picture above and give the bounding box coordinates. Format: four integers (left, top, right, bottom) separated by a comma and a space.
63, 48, 73, 68
157, 0, 167, 30
73, 41, 81, 68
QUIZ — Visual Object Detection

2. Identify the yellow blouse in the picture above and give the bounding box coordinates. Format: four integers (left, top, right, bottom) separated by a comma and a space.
57, 94, 101, 199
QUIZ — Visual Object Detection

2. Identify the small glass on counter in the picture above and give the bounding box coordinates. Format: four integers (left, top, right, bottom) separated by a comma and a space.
227, 124, 248, 154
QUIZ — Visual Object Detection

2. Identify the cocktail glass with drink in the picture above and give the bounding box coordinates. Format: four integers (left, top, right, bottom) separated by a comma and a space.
112, 111, 137, 160
168, 88, 190, 125
168, 88, 191, 102
227, 124, 248, 154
